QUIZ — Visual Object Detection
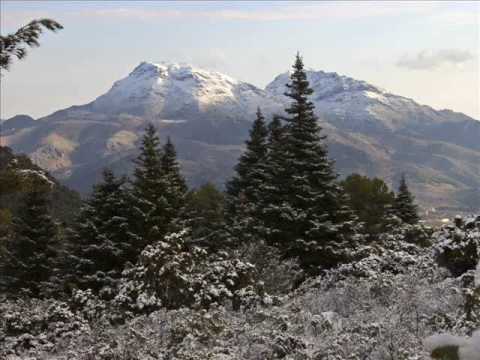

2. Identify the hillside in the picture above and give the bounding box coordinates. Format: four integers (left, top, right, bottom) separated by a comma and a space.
0, 146, 81, 224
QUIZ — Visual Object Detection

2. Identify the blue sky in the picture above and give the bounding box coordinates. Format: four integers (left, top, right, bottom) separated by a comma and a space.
1, 1, 479, 119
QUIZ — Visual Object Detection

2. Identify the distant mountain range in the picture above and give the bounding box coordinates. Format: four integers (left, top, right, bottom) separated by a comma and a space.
3, 61, 479, 213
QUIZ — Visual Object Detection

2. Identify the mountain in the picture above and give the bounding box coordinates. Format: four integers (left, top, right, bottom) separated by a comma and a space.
1, 115, 36, 131
3, 62, 479, 215
89, 62, 281, 120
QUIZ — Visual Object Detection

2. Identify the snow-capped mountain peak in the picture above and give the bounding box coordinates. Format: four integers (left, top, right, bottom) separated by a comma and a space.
89, 61, 275, 119
264, 69, 443, 131
128, 61, 239, 85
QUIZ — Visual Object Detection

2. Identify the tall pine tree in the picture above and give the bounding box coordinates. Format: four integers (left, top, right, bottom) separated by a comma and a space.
226, 108, 269, 200
394, 174, 420, 225
161, 136, 188, 229
65, 169, 139, 294
0, 178, 57, 297
131, 123, 170, 245
225, 108, 269, 243
264, 54, 359, 272
130, 125, 188, 245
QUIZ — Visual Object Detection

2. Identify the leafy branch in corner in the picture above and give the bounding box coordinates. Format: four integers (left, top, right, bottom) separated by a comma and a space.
0, 18, 63, 71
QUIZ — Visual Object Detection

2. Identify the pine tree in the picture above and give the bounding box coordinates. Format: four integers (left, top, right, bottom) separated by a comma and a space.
0, 179, 58, 297
225, 108, 269, 243
130, 126, 188, 247
65, 169, 139, 294
226, 108, 269, 199
394, 174, 420, 225
131, 123, 170, 245
263, 54, 359, 272
161, 136, 188, 228
261, 115, 289, 241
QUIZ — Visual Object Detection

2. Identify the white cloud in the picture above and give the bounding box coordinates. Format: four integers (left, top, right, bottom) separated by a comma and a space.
396, 49, 475, 70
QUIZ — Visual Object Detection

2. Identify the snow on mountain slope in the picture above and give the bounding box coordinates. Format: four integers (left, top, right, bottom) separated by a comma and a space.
266, 70, 471, 133
89, 62, 281, 120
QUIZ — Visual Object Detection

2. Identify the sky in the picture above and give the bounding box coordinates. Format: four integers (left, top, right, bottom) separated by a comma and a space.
1, 1, 479, 120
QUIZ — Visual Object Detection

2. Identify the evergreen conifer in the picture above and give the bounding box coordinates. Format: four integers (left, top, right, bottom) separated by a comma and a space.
263, 54, 360, 272
131, 123, 170, 245
0, 179, 57, 297
394, 174, 420, 225
161, 136, 188, 229
65, 169, 139, 294
226, 108, 269, 243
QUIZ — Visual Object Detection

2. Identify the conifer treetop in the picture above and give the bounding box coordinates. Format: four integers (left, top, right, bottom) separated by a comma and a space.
394, 174, 420, 225
245, 108, 268, 159
285, 53, 316, 121
132, 123, 164, 193
226, 107, 269, 199
161, 137, 180, 174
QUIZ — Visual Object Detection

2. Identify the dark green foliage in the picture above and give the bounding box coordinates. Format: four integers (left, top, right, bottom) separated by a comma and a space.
226, 108, 269, 200
0, 147, 81, 296
131, 123, 170, 245
260, 115, 289, 240
394, 174, 420, 225
341, 174, 396, 238
161, 136, 188, 228
184, 183, 226, 249
0, 178, 58, 297
226, 108, 269, 243
65, 169, 140, 295
260, 54, 360, 272
130, 125, 188, 247
0, 19, 63, 71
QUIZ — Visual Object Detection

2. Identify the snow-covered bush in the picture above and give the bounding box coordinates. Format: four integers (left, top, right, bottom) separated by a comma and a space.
0, 297, 90, 358
5, 218, 480, 359
327, 221, 435, 280
115, 229, 259, 313
434, 215, 480, 277
239, 239, 303, 295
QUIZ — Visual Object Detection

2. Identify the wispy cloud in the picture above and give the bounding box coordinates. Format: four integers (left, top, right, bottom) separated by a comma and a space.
76, 2, 442, 22
396, 49, 475, 70
1, 1, 467, 29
